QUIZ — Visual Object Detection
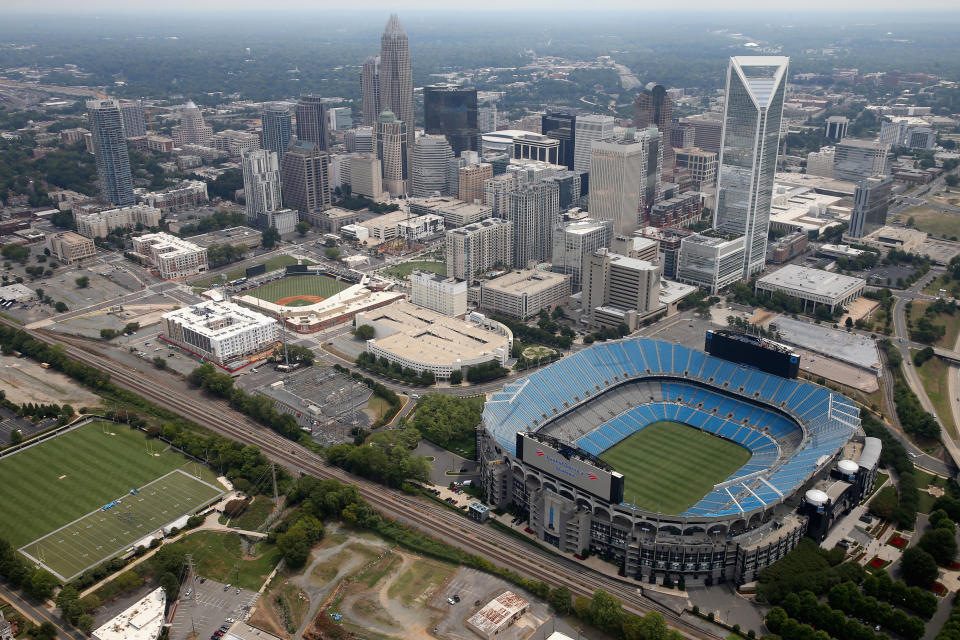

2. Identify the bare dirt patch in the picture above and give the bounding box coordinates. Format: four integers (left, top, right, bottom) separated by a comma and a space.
274, 295, 325, 307
0, 354, 101, 406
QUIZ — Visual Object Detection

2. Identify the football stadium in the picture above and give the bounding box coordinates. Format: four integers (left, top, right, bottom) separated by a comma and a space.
479, 337, 881, 586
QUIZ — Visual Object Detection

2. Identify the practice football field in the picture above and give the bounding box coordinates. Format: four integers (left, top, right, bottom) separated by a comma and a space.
0, 421, 223, 580
599, 421, 752, 514
245, 275, 350, 304
20, 470, 223, 581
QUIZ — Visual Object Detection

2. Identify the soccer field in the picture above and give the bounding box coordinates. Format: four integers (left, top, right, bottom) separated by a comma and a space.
245, 276, 350, 304
599, 421, 752, 514
21, 470, 223, 581
0, 421, 222, 579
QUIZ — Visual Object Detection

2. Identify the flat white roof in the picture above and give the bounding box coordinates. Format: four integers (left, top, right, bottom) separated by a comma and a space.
758, 264, 865, 299
93, 588, 165, 640
163, 300, 276, 339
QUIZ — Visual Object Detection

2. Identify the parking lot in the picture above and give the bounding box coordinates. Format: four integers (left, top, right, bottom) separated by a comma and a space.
169, 577, 259, 640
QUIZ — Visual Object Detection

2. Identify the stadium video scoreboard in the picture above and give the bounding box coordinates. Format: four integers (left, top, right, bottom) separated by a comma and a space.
516, 433, 625, 504
246, 263, 267, 278
704, 330, 800, 379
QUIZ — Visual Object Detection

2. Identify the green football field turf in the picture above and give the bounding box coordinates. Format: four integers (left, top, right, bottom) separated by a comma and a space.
599, 421, 752, 515
0, 421, 222, 579
245, 275, 351, 303
21, 470, 223, 581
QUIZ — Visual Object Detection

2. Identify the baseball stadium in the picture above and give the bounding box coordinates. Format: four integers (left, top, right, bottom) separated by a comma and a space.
479, 337, 881, 586
231, 268, 403, 333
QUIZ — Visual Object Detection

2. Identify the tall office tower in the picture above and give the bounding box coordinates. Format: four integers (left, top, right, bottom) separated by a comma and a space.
674, 148, 717, 190
633, 84, 675, 176
679, 112, 723, 153
551, 217, 613, 292
589, 128, 662, 236
87, 99, 135, 206
424, 84, 479, 157
261, 103, 293, 161
541, 171, 583, 210
833, 139, 892, 182
361, 55, 381, 127
574, 114, 615, 173
478, 104, 498, 133
349, 153, 383, 199
379, 14, 415, 166
459, 162, 493, 203
806, 147, 835, 178
848, 175, 892, 239
172, 100, 213, 146
582, 248, 662, 331
344, 127, 374, 153
280, 140, 331, 225
513, 133, 560, 164
503, 181, 560, 268
824, 115, 849, 140
670, 122, 695, 149
242, 149, 283, 223
445, 217, 514, 282
714, 56, 789, 278
411, 135, 453, 197
118, 99, 146, 138
541, 112, 576, 170
295, 95, 329, 152
376, 110, 408, 196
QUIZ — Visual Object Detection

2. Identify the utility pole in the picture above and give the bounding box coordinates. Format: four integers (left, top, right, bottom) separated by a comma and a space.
271, 462, 278, 503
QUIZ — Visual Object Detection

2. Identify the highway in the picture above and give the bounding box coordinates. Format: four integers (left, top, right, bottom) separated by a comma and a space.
3, 319, 723, 640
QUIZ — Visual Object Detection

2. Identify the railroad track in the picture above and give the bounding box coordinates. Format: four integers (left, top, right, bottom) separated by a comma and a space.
12, 323, 722, 639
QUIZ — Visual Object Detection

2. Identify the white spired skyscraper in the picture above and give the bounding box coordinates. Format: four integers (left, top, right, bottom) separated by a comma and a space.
714, 56, 789, 278
379, 14, 415, 174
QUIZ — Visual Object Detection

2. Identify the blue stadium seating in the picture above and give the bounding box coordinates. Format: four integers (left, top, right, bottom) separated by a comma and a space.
482, 337, 859, 518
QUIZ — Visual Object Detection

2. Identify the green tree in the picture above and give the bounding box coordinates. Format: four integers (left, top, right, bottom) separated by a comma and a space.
158, 571, 181, 600
54, 301, 68, 313
261, 227, 281, 248
296, 221, 310, 236
946, 174, 959, 187
75, 275, 89, 288
919, 527, 957, 566
355, 324, 375, 340
901, 547, 938, 587
547, 585, 571, 614
325, 247, 341, 260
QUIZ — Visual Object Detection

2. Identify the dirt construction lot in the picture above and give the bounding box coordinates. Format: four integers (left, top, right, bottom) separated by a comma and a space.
0, 354, 101, 406
249, 526, 549, 640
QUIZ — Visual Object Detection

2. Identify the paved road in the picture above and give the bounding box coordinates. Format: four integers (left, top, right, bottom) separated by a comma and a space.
0, 583, 85, 640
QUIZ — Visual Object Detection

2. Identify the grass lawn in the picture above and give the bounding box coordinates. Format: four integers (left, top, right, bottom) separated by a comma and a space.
908, 300, 960, 350
381, 260, 446, 279
900, 207, 960, 240
522, 345, 557, 359
0, 421, 217, 550
869, 472, 890, 499
599, 421, 752, 514
245, 275, 350, 303
167, 530, 281, 591
192, 255, 313, 288
923, 274, 960, 298
364, 395, 393, 422
227, 496, 277, 531
386, 558, 454, 605
915, 356, 958, 438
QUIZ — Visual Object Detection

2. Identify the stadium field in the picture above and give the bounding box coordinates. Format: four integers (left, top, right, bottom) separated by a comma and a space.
0, 421, 221, 578
21, 470, 223, 581
245, 275, 350, 304
599, 421, 752, 514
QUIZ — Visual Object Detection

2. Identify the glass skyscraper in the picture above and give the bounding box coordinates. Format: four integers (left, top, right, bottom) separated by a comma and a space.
262, 103, 293, 162
542, 113, 576, 171
714, 56, 789, 278
295, 96, 329, 152
424, 84, 478, 157
87, 99, 135, 206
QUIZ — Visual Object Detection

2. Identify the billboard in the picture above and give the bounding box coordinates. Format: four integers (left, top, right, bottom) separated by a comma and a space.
516, 433, 624, 504
285, 264, 310, 274
246, 263, 267, 278
705, 330, 800, 379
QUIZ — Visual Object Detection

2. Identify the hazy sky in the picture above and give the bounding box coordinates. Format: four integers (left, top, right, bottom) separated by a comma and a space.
6, 0, 960, 11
